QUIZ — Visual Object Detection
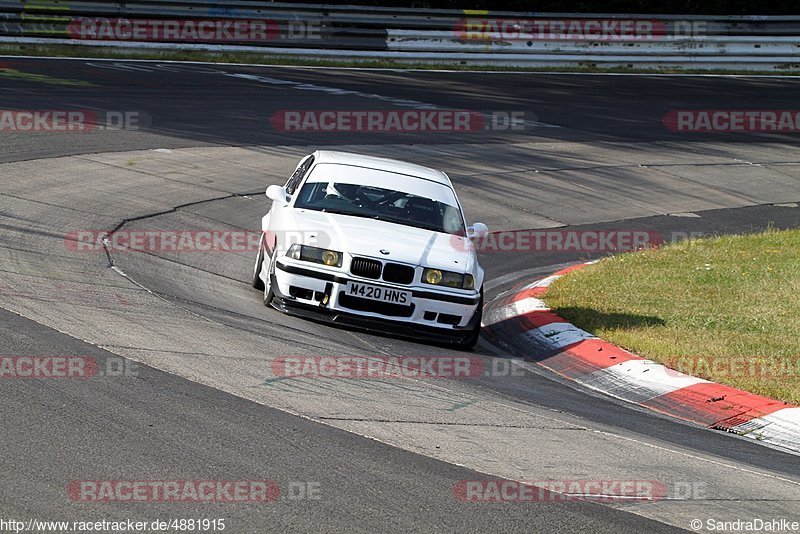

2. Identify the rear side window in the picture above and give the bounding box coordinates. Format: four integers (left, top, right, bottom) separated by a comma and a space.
286, 156, 315, 195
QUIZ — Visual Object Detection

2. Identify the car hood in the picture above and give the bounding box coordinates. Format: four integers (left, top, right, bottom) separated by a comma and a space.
292, 209, 475, 273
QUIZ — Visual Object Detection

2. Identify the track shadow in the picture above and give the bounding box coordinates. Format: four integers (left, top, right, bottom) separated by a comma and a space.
549, 307, 666, 332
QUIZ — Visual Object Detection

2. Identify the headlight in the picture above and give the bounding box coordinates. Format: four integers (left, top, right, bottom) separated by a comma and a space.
422, 268, 473, 289
321, 250, 339, 266
462, 274, 475, 290
286, 244, 301, 260
424, 269, 442, 285
286, 244, 342, 267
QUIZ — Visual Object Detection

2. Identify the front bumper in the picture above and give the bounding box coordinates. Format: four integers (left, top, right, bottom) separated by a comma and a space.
271, 260, 481, 343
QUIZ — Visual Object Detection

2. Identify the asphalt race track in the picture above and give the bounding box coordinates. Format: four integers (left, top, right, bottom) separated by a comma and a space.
1, 57, 800, 532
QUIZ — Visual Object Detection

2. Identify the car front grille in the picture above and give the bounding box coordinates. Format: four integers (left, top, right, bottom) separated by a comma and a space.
350, 257, 382, 279
382, 263, 415, 284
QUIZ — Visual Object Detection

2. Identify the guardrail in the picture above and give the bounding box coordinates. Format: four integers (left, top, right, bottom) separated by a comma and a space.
0, 1, 798, 71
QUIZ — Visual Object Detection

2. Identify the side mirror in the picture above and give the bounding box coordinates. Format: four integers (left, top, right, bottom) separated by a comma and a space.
467, 222, 489, 239
266, 185, 289, 203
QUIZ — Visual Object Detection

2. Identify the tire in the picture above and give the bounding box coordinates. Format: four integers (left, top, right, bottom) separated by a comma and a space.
454, 289, 483, 350
252, 239, 265, 291
263, 250, 276, 307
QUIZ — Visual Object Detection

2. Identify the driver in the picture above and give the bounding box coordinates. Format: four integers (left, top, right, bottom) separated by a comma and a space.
325, 182, 360, 202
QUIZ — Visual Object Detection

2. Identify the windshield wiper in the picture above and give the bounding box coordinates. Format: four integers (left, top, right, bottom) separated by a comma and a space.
320, 208, 377, 220
372, 216, 444, 233
408, 222, 445, 232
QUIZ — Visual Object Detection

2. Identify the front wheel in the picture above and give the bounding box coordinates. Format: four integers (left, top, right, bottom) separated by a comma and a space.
454, 290, 483, 350
252, 238, 265, 291
263, 250, 276, 307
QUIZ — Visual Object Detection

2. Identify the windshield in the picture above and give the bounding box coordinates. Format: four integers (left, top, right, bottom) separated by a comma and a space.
294, 166, 466, 236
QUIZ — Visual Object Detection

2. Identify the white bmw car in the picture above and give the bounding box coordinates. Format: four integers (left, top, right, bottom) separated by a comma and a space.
252, 151, 487, 349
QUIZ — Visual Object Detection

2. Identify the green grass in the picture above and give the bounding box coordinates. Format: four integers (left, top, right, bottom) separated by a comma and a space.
2, 43, 800, 75
546, 228, 800, 404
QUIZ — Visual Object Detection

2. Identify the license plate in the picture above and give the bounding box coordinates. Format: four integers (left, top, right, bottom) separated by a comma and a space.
346, 282, 411, 305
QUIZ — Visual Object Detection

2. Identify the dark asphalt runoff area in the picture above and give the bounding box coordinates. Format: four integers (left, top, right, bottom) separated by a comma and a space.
1, 58, 799, 162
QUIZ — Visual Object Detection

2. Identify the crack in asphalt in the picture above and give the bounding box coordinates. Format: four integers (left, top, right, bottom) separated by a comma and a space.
100, 189, 263, 268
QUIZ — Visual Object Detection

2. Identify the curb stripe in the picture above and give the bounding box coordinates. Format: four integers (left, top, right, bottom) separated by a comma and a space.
580, 360, 709, 403
482, 296, 548, 327
516, 310, 571, 330
643, 383, 789, 427
520, 321, 596, 351
562, 338, 644, 368
729, 408, 800, 451
517, 285, 549, 299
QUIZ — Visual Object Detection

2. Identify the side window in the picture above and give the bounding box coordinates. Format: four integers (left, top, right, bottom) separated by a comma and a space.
286, 155, 314, 195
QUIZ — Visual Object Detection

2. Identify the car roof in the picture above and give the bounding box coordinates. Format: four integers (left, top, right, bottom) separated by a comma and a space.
312, 150, 450, 185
